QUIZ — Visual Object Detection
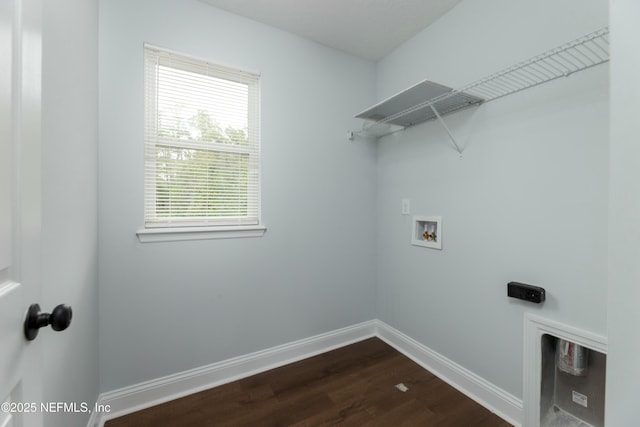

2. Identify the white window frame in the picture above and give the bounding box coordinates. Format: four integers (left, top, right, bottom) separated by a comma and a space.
137, 45, 265, 243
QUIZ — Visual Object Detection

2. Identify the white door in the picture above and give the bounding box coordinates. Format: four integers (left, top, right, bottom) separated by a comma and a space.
0, 0, 44, 426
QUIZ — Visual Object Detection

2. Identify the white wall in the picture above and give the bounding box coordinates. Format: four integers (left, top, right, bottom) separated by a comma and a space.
374, 0, 608, 398
606, 0, 640, 424
98, 0, 377, 392
41, 0, 99, 425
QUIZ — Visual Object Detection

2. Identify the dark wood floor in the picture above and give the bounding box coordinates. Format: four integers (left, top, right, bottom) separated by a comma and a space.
105, 338, 512, 426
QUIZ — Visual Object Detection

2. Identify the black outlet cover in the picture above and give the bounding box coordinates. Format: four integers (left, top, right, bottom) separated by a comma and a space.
507, 282, 546, 304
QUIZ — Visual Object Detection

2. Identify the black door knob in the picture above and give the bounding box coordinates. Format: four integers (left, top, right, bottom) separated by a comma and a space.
24, 303, 72, 341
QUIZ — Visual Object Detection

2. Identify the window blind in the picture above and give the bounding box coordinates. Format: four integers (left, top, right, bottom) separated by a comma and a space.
144, 46, 260, 228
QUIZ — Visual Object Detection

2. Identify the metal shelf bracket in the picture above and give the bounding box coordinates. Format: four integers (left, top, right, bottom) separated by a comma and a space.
429, 104, 463, 156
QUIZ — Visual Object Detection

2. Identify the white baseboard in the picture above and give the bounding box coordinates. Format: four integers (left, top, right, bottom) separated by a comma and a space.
85, 409, 99, 427
91, 319, 523, 426
92, 320, 377, 426
375, 321, 523, 427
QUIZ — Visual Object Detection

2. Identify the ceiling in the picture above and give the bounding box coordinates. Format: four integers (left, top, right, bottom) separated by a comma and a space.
199, 0, 463, 61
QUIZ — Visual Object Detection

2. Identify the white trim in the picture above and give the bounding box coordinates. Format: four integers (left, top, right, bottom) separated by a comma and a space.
523, 314, 607, 427
90, 320, 522, 426
91, 321, 376, 426
85, 409, 99, 427
375, 321, 523, 426
143, 43, 262, 78
136, 225, 266, 243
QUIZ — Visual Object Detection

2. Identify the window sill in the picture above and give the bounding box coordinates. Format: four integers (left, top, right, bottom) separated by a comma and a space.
136, 225, 267, 243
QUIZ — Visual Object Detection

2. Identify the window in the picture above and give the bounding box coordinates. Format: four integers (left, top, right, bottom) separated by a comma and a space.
140, 46, 263, 241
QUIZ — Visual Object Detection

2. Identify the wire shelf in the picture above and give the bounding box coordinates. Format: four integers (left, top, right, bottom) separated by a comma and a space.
460, 26, 609, 103
352, 27, 609, 140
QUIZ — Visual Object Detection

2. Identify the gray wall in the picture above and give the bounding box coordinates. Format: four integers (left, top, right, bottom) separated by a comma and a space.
606, 0, 640, 424
98, 0, 377, 392
41, 0, 99, 425
374, 0, 608, 398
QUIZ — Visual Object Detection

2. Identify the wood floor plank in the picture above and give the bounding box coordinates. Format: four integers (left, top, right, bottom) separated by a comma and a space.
105, 338, 512, 427
288, 395, 373, 426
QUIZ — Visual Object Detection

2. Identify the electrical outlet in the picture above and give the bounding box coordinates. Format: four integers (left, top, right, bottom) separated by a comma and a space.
401, 199, 410, 215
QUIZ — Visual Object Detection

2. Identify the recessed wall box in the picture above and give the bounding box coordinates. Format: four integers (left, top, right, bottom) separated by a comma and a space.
507, 282, 546, 304
412, 215, 442, 249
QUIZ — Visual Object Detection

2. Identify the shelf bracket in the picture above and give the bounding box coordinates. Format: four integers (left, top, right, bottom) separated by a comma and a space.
429, 104, 463, 156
